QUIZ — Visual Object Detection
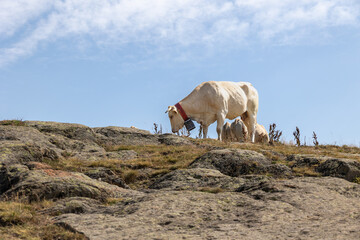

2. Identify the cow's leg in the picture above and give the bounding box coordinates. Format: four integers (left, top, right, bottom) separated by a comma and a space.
202, 125, 209, 139
248, 114, 257, 143
242, 111, 256, 143
216, 113, 226, 141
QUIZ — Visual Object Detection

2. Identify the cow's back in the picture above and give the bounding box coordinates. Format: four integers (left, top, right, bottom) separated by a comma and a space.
182, 81, 258, 119
217, 82, 257, 119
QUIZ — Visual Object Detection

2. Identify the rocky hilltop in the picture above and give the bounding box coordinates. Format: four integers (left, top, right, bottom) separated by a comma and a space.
1, 120, 360, 239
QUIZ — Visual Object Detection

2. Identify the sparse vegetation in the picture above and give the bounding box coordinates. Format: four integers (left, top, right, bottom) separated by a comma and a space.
0, 119, 25, 126
293, 127, 301, 147
0, 201, 34, 226
292, 166, 321, 177
123, 169, 140, 184
178, 126, 191, 137
313, 131, 319, 146
354, 177, 360, 184
0, 200, 86, 240
268, 123, 282, 144
153, 123, 162, 134
44, 144, 207, 188
105, 198, 125, 205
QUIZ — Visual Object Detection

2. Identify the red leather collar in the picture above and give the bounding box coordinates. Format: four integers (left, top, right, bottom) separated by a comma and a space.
175, 103, 189, 121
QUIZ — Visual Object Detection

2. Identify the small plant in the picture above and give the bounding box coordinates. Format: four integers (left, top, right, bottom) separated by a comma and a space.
106, 198, 125, 205
293, 127, 301, 147
179, 126, 190, 137
0, 200, 85, 239
354, 177, 360, 184
123, 169, 139, 184
313, 131, 319, 146
153, 123, 162, 134
269, 123, 282, 144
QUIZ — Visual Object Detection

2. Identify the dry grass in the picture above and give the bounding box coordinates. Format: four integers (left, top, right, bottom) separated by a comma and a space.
190, 139, 360, 178
354, 177, 360, 184
101, 145, 207, 171
0, 120, 26, 127
44, 144, 207, 187
220, 141, 360, 162
41, 138, 360, 186
105, 198, 126, 206
198, 187, 224, 194
0, 200, 86, 240
292, 166, 321, 177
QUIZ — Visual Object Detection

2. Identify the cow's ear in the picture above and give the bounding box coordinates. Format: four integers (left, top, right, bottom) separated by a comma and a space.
171, 106, 178, 114
165, 106, 172, 113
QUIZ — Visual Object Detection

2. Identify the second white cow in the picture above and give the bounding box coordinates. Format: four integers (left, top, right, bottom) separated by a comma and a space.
230, 118, 248, 142
166, 81, 259, 142
221, 122, 233, 142
254, 124, 269, 143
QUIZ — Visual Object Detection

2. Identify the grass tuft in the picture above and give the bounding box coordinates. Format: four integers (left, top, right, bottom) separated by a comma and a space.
354, 177, 360, 184
123, 169, 139, 184
0, 200, 86, 239
0, 202, 34, 226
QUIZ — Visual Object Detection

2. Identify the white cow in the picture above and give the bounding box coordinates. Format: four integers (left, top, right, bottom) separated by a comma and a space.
230, 118, 248, 142
254, 123, 269, 144
166, 81, 259, 142
221, 122, 233, 142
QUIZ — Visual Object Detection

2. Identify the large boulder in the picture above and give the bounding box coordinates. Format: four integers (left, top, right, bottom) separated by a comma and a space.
287, 154, 328, 168
84, 167, 129, 189
263, 164, 293, 178
0, 123, 136, 163
44, 194, 148, 217
41, 197, 104, 215
0, 141, 45, 164
0, 125, 57, 148
149, 168, 245, 191
54, 177, 360, 240
0, 163, 29, 194
157, 134, 192, 146
189, 149, 271, 177
316, 158, 360, 182
0, 125, 61, 164
25, 121, 97, 143
0, 162, 138, 202
94, 126, 159, 145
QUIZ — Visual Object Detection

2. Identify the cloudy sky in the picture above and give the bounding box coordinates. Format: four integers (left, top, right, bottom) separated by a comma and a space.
1, 0, 360, 145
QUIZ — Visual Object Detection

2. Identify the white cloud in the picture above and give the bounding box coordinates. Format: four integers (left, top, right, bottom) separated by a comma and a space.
0, 0, 359, 66
0, 0, 54, 37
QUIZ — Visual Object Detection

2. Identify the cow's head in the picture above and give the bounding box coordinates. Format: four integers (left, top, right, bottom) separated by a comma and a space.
166, 105, 184, 133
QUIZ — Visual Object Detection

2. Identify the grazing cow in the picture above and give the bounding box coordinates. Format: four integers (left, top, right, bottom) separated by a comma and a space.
221, 122, 233, 142
230, 118, 248, 142
254, 124, 269, 144
166, 81, 259, 142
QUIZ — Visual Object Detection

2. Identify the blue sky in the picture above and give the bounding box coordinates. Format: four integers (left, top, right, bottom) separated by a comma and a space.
1, 0, 360, 145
